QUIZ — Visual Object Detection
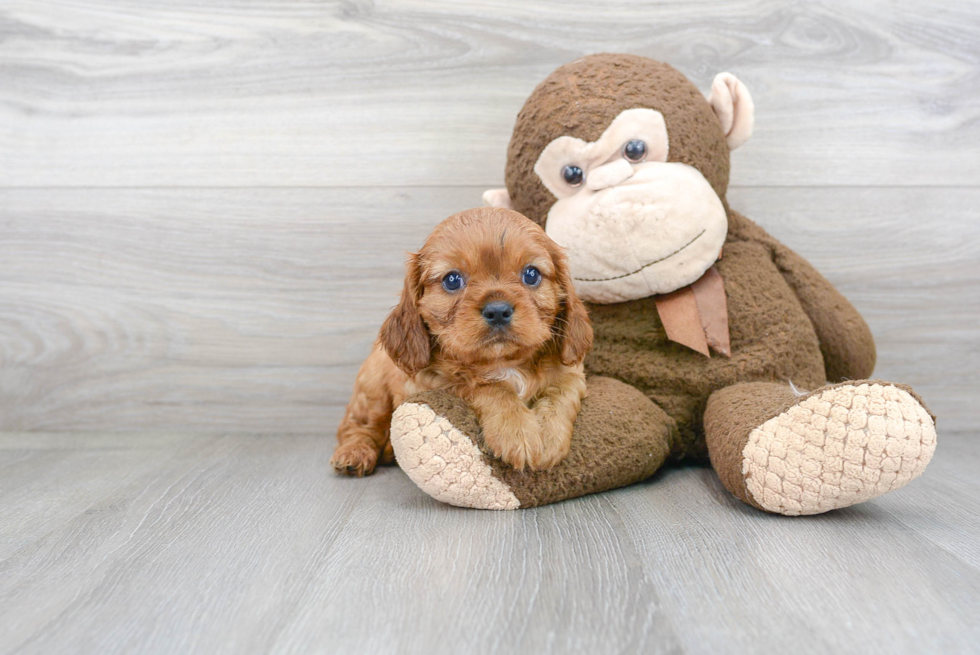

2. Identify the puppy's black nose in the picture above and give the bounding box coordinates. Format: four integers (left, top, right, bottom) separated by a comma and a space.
482, 301, 513, 328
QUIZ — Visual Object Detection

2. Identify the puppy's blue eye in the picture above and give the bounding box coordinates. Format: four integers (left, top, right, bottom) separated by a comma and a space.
442, 271, 464, 292
522, 266, 541, 287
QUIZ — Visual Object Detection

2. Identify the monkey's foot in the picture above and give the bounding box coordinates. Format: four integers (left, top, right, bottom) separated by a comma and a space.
708, 380, 937, 516
391, 400, 521, 509
389, 378, 675, 509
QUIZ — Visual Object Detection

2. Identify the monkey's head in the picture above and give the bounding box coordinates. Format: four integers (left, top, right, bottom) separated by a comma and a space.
484, 54, 754, 304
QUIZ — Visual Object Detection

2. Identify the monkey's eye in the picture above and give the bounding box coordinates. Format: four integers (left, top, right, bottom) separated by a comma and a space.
623, 139, 647, 163
442, 271, 465, 292
561, 165, 584, 186
522, 266, 541, 287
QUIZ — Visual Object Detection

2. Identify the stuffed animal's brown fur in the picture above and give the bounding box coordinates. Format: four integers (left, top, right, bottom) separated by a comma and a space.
385, 55, 937, 514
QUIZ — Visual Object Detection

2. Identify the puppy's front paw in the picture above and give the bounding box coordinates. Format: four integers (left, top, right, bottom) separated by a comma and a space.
330, 440, 380, 477
482, 413, 549, 471
531, 432, 571, 470
532, 408, 574, 470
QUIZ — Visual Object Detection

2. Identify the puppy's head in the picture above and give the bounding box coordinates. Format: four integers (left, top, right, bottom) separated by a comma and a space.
381, 207, 592, 375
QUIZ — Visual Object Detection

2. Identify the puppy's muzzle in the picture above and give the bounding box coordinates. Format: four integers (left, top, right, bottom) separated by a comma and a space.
481, 301, 513, 328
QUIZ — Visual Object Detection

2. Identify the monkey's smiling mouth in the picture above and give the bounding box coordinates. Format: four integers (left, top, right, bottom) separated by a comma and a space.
573, 230, 706, 282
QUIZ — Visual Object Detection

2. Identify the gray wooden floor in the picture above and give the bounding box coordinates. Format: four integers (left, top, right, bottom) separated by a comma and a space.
2, 1, 979, 653
1, 431, 979, 654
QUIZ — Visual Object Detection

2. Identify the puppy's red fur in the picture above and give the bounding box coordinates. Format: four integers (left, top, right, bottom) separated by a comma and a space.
331, 207, 593, 476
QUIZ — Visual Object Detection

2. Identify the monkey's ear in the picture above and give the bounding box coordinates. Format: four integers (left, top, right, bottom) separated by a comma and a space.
708, 72, 755, 150
551, 245, 594, 366
482, 188, 514, 210
380, 253, 432, 375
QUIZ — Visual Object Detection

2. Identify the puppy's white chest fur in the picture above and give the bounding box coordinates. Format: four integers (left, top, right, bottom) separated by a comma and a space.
487, 367, 529, 400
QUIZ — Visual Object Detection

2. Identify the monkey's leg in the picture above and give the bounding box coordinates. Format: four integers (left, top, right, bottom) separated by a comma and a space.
389, 376, 676, 509
704, 380, 937, 516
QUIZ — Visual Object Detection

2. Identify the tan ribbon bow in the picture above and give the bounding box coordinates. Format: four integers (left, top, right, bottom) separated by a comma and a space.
653, 266, 731, 358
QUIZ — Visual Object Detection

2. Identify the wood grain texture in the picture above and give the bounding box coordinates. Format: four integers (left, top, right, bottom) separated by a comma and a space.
1, 0, 978, 187
0, 430, 977, 655
1, 186, 977, 433
610, 434, 980, 654
2, 0, 978, 432
2, 3, 978, 653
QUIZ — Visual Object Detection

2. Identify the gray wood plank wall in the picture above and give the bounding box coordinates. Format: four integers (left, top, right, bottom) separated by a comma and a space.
2, 0, 978, 434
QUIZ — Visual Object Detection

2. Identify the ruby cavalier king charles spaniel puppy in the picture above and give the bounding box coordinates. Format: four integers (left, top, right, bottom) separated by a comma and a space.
332, 207, 593, 476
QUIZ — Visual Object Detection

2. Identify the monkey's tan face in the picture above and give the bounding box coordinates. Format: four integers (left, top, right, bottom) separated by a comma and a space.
533, 108, 728, 303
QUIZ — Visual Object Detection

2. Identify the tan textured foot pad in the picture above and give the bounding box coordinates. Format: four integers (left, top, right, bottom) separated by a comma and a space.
742, 382, 937, 515
390, 402, 520, 510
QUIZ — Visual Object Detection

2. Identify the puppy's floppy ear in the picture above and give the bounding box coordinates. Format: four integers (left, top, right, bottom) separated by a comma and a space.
550, 244, 593, 366
380, 253, 431, 375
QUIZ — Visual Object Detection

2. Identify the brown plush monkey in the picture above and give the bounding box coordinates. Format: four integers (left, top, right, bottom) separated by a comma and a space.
387, 54, 937, 514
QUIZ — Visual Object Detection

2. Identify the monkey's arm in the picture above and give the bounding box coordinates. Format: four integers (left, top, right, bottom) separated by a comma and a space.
730, 211, 876, 383
773, 244, 876, 382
